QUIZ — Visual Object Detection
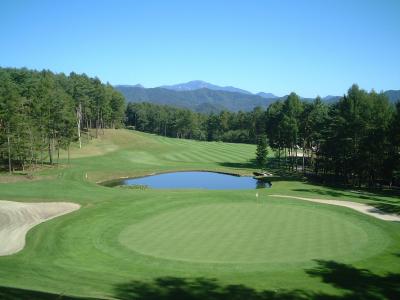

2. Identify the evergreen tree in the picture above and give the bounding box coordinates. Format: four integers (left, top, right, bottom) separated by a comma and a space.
0, 67, 126, 171
256, 135, 268, 169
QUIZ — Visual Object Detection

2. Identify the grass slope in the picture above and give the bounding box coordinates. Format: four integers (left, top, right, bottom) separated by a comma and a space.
0, 129, 399, 299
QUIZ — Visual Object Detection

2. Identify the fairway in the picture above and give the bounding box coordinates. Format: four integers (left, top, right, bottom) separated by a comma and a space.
0, 130, 399, 299
119, 202, 386, 264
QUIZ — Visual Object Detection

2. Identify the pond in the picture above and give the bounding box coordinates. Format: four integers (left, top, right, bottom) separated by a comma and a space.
104, 171, 271, 190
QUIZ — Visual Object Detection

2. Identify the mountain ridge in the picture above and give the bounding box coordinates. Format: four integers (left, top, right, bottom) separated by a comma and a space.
160, 80, 257, 96
115, 86, 276, 113
115, 82, 400, 113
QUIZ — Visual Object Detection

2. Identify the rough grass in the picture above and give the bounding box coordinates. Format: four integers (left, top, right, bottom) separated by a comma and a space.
0, 129, 399, 299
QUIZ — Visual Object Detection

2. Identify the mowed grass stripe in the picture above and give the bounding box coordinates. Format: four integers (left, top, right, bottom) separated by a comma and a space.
191, 146, 249, 162
162, 149, 233, 163
200, 143, 253, 156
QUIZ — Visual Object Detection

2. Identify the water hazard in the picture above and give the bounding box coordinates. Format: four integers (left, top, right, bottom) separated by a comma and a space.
105, 171, 271, 190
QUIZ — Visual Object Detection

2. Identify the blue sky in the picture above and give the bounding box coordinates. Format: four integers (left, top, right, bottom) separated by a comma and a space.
1, 0, 399, 97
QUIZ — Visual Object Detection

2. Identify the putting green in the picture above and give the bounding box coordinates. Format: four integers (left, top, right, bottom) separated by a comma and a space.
119, 201, 388, 264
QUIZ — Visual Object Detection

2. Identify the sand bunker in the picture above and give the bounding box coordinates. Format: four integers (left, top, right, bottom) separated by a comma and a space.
270, 195, 400, 221
0, 201, 80, 256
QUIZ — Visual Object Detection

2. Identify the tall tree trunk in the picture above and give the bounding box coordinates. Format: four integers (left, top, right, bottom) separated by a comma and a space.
57, 144, 60, 165
48, 138, 53, 165
76, 103, 82, 149
284, 148, 287, 169
302, 140, 305, 174
96, 108, 100, 138
134, 113, 137, 128
86, 119, 90, 141
39, 134, 43, 166
96, 119, 98, 138
67, 144, 70, 164
278, 147, 281, 168
52, 130, 56, 160
29, 128, 34, 170
101, 112, 105, 135
7, 134, 12, 174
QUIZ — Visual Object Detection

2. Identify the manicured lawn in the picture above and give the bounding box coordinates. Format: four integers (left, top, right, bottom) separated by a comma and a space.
0, 129, 399, 299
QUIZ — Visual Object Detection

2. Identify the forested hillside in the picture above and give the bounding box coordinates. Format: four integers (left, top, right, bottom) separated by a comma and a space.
385, 90, 400, 103
117, 84, 400, 113
116, 85, 275, 113
160, 80, 255, 94
126, 102, 266, 143
126, 85, 400, 187
0, 67, 125, 172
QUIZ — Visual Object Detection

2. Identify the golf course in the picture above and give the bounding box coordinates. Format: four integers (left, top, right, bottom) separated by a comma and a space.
0, 129, 399, 299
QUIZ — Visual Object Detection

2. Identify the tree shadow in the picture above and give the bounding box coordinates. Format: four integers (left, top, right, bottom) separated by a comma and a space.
291, 187, 400, 206
1, 260, 398, 299
306, 260, 400, 300
292, 187, 400, 215
217, 159, 258, 169
113, 260, 400, 300
114, 276, 309, 300
370, 203, 400, 215
302, 175, 400, 200
291, 188, 350, 198
0, 286, 98, 300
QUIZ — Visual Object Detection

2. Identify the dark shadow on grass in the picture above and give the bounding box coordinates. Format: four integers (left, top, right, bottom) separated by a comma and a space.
291, 188, 350, 198
370, 203, 400, 215
114, 260, 400, 300
307, 260, 400, 300
0, 286, 100, 300
292, 187, 400, 215
217, 159, 258, 169
218, 158, 291, 172
291, 187, 400, 211
1, 260, 399, 300
114, 277, 310, 300
218, 160, 304, 182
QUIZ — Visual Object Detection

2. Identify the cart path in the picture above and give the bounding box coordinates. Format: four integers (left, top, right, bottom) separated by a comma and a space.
269, 194, 400, 221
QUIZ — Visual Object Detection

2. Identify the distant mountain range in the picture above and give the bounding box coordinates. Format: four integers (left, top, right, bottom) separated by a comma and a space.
122, 80, 278, 99
385, 90, 400, 103
160, 80, 258, 96
257, 92, 279, 99
115, 81, 400, 113
115, 86, 275, 113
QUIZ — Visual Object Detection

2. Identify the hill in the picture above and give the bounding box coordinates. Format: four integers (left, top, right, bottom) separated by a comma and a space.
384, 90, 400, 103
115, 85, 275, 112
116, 84, 400, 113
257, 92, 279, 99
160, 80, 254, 95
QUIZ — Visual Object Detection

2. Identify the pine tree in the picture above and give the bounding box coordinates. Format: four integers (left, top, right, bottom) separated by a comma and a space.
256, 135, 268, 169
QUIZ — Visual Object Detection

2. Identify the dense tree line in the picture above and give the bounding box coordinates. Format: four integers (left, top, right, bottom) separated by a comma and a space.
2, 67, 398, 187
0, 67, 125, 172
267, 85, 400, 186
126, 85, 400, 187
317, 86, 399, 186
126, 102, 265, 143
